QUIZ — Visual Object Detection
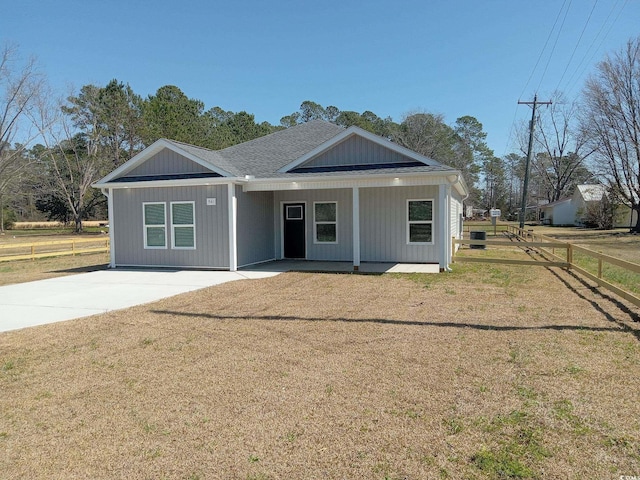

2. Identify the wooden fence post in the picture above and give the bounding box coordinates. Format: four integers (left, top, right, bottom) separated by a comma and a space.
598, 258, 603, 279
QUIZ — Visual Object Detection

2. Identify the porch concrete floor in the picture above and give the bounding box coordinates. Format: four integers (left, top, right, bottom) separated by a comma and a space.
242, 260, 440, 274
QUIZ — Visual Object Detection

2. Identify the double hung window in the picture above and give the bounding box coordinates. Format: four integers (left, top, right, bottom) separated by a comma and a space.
407, 199, 433, 244
314, 202, 337, 243
143, 202, 167, 248
171, 202, 196, 249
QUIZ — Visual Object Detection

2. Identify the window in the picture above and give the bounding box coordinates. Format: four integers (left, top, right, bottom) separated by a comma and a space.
407, 199, 433, 244
171, 202, 196, 249
143, 202, 166, 249
314, 202, 337, 243
286, 205, 303, 220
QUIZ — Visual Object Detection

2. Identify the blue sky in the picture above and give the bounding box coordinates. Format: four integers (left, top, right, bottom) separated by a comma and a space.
3, 0, 639, 156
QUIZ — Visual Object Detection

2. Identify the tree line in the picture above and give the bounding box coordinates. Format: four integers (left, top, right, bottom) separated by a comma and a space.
1, 37, 639, 232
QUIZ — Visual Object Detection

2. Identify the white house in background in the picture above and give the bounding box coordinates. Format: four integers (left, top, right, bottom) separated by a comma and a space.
540, 184, 636, 227
93, 120, 469, 272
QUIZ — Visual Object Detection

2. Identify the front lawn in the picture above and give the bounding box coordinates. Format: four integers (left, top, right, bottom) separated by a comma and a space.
1, 265, 639, 479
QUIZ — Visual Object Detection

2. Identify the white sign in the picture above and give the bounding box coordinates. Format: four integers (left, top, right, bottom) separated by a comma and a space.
206, 198, 216, 206
490, 209, 501, 217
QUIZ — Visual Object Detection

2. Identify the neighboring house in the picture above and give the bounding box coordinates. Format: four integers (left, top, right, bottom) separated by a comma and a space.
539, 184, 636, 227
93, 120, 468, 271
539, 198, 573, 225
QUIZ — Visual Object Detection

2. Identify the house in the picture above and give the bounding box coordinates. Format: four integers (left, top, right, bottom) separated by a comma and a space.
539, 198, 573, 225
539, 184, 636, 227
93, 120, 468, 271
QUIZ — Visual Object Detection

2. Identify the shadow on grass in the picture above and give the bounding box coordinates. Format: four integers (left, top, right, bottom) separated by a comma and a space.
545, 267, 640, 341
149, 309, 630, 335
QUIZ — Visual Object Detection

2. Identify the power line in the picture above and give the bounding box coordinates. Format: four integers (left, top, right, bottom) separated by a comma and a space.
537, 0, 572, 92
554, 0, 598, 93
563, 0, 629, 97
519, 0, 570, 99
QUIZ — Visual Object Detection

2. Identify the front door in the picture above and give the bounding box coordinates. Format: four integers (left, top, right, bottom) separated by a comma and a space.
283, 203, 306, 258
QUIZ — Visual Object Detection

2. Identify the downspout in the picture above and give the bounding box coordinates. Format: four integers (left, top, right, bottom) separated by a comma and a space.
100, 188, 116, 269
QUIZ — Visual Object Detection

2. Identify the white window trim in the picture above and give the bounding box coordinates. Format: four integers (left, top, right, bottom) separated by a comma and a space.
143, 202, 167, 249
313, 201, 338, 244
407, 198, 435, 245
170, 201, 196, 250
286, 204, 304, 220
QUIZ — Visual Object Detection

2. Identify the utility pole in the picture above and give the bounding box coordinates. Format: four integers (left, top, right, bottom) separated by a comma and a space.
518, 95, 552, 229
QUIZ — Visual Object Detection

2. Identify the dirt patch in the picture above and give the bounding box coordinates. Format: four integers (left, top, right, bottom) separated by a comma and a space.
1, 265, 639, 479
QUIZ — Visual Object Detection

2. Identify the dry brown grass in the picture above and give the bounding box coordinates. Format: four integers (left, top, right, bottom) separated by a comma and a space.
0, 252, 109, 286
1, 265, 639, 479
529, 226, 640, 264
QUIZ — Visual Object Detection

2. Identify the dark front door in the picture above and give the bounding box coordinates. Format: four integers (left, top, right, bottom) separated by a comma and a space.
283, 203, 305, 258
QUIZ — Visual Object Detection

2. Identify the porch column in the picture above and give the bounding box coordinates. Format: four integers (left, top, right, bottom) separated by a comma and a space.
107, 188, 115, 269
352, 187, 360, 270
438, 184, 447, 271
228, 183, 238, 271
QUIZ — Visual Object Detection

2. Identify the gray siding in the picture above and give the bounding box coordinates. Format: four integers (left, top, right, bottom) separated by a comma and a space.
123, 149, 212, 177
112, 185, 229, 268
301, 135, 415, 168
360, 185, 440, 263
274, 189, 353, 261
236, 187, 275, 267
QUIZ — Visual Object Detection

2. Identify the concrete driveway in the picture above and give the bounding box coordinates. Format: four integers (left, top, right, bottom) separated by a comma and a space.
0, 268, 281, 333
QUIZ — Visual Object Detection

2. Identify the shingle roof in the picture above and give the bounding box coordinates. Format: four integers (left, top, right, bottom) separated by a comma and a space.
160, 120, 458, 179
218, 120, 345, 176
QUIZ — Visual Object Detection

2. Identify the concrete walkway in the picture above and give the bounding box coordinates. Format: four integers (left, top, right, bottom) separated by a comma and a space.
0, 268, 281, 333
0, 261, 437, 333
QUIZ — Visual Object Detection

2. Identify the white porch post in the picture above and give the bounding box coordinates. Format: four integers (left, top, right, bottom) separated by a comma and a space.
352, 186, 360, 270
106, 188, 115, 269
228, 183, 238, 271
438, 184, 447, 271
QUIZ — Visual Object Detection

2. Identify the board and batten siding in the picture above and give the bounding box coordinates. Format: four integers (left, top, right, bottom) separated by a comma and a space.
124, 149, 213, 177
274, 189, 353, 261
112, 185, 229, 268
450, 190, 463, 252
236, 187, 275, 267
360, 185, 440, 263
301, 135, 414, 168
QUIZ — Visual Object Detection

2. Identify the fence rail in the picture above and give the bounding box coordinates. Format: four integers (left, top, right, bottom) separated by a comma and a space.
0, 237, 110, 262
452, 225, 640, 308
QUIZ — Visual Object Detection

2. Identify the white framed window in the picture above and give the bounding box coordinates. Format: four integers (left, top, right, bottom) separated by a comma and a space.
143, 202, 167, 249
407, 199, 434, 244
314, 201, 337, 244
171, 201, 196, 249
286, 205, 303, 220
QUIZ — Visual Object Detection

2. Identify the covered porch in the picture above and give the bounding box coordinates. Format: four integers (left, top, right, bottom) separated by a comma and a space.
241, 260, 440, 274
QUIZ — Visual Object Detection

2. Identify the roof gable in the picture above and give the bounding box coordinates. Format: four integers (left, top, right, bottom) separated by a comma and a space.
278, 126, 442, 173
289, 134, 425, 173
575, 184, 606, 202
125, 147, 215, 177
94, 139, 233, 185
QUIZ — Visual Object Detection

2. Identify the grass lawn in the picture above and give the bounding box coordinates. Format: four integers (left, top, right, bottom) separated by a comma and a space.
0, 252, 109, 286
1, 264, 639, 479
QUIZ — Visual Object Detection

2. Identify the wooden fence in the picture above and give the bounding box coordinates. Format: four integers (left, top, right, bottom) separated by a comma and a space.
452, 225, 640, 308
0, 237, 110, 262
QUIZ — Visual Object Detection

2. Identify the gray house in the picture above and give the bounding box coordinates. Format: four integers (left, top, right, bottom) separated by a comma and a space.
93, 120, 468, 271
